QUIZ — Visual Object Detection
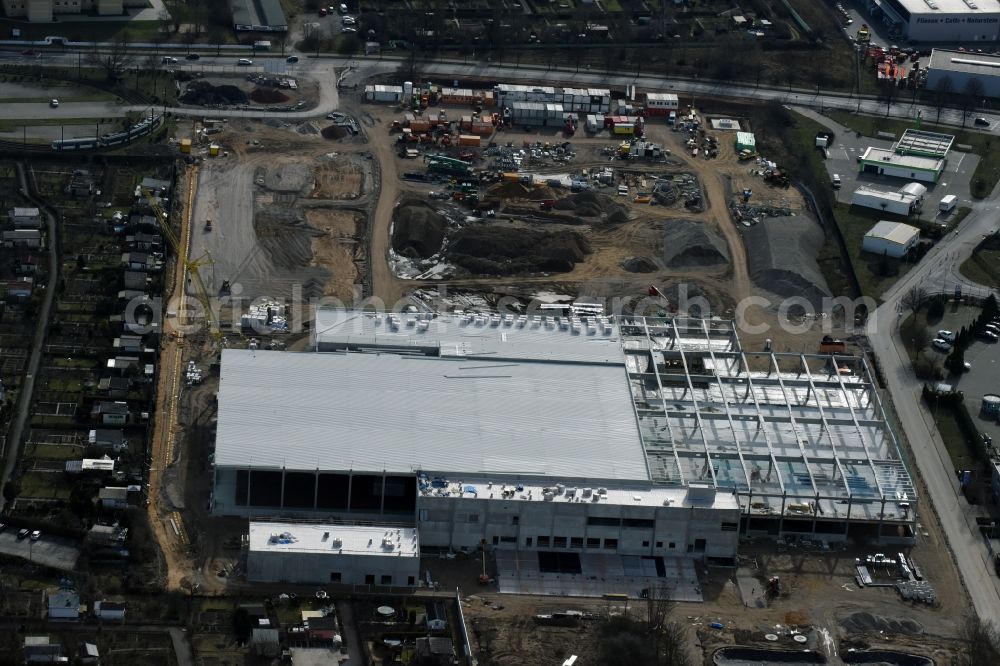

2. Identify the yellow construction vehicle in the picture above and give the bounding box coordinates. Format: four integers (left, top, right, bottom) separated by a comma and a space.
141, 172, 221, 343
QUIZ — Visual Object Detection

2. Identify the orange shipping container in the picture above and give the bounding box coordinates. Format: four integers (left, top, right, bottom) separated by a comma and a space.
410, 120, 431, 132
458, 135, 481, 147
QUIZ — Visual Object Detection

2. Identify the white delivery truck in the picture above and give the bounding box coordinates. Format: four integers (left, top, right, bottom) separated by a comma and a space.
939, 194, 957, 213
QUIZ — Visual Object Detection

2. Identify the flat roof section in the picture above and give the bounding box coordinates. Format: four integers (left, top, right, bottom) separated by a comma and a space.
860, 147, 945, 173
313, 309, 626, 365
897, 0, 1000, 14
866, 220, 921, 246
214, 348, 649, 480
894, 129, 954, 158
249, 522, 419, 557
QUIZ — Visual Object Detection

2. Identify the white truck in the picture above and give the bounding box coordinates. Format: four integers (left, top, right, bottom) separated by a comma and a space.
939, 194, 957, 214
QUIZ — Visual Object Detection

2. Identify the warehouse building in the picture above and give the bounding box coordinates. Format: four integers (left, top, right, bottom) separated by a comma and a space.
863, 220, 921, 257
247, 523, 420, 586
858, 129, 953, 183
867, 0, 1000, 42
230, 0, 288, 31
212, 312, 917, 575
927, 49, 1000, 97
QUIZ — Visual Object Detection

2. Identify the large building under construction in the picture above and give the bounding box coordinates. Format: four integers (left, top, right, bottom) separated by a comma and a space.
211, 311, 916, 568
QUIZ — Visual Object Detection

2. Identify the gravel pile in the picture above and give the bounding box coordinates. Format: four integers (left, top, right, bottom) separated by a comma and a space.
662, 220, 729, 270
840, 612, 923, 636
744, 215, 830, 310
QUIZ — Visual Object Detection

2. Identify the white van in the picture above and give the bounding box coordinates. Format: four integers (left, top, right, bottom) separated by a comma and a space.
339, 3, 349, 13
832, 174, 842, 189
939, 194, 957, 213
237, 58, 253, 66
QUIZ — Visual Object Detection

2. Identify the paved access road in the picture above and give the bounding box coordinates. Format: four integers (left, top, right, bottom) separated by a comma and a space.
866, 169, 1000, 624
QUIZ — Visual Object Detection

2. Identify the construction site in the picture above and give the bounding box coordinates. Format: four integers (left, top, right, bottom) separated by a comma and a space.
115, 75, 971, 666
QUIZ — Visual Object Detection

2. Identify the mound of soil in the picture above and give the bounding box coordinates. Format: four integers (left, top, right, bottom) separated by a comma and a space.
448, 227, 590, 276
621, 256, 658, 273
553, 191, 624, 219
662, 219, 730, 269
744, 216, 831, 310
490, 182, 557, 201
392, 201, 447, 259
840, 612, 923, 636
250, 88, 290, 104
179, 81, 248, 106
321, 125, 348, 140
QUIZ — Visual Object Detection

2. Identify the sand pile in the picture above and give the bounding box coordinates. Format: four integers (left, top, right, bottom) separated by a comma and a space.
662, 220, 729, 269
744, 215, 830, 310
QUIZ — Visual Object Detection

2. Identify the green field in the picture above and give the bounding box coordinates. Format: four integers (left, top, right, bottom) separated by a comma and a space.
960, 243, 1000, 288
831, 203, 920, 300
17, 472, 71, 500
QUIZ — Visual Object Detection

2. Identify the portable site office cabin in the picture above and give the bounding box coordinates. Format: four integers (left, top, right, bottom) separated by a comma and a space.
735, 132, 756, 153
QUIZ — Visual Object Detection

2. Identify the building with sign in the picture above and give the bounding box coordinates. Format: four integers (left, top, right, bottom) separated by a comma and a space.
867, 0, 1000, 42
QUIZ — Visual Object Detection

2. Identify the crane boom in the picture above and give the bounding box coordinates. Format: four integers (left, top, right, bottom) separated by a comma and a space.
141, 171, 220, 341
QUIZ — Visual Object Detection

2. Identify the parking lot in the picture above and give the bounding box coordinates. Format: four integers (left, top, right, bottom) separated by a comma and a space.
0, 530, 80, 571
819, 116, 978, 222
954, 339, 1000, 445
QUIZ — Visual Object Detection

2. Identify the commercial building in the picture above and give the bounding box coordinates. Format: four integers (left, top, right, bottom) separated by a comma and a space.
851, 184, 922, 216
858, 129, 954, 183
867, 0, 1000, 42
230, 0, 288, 31
927, 48, 1000, 97
246, 523, 420, 586
213, 311, 916, 574
863, 220, 921, 257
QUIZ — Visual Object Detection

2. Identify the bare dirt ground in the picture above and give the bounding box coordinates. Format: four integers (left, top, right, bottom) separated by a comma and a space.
187, 121, 374, 304
306, 208, 363, 300
425, 535, 966, 666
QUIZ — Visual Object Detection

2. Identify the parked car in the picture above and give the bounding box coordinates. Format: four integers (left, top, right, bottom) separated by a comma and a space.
319, 7, 327, 15
185, 53, 200, 60
0, 523, 6, 532
286, 55, 299, 63
342, 27, 358, 33
979, 330, 999, 342
974, 117, 990, 127
30, 530, 41, 541
937, 330, 956, 342
342, 15, 356, 25
931, 338, 952, 351
161, 56, 178, 64
49, 99, 59, 108
16, 529, 29, 540
340, 3, 349, 13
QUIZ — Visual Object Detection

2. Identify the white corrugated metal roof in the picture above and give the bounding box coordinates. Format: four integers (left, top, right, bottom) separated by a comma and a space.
314, 309, 625, 365
215, 349, 649, 480
866, 220, 920, 246
249, 522, 419, 556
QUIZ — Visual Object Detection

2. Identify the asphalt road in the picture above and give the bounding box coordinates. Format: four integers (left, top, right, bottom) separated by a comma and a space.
867, 176, 1000, 624
3, 51, 999, 132
0, 164, 59, 516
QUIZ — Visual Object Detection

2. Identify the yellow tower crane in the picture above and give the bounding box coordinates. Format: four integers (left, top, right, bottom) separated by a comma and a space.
141, 173, 222, 343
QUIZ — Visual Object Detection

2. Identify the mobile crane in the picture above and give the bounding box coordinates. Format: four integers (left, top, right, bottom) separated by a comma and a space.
141, 172, 222, 343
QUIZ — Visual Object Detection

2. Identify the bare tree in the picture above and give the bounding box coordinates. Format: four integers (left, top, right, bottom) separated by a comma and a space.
645, 585, 691, 666
934, 74, 953, 124
901, 285, 929, 313
88, 31, 133, 82
957, 615, 1000, 666
962, 77, 985, 127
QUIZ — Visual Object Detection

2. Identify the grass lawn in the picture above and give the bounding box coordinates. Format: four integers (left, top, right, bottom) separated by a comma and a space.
26, 443, 84, 460
0, 117, 116, 133
934, 407, 978, 471
17, 472, 71, 500
831, 202, 918, 301
960, 239, 1000, 288
827, 110, 1000, 199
